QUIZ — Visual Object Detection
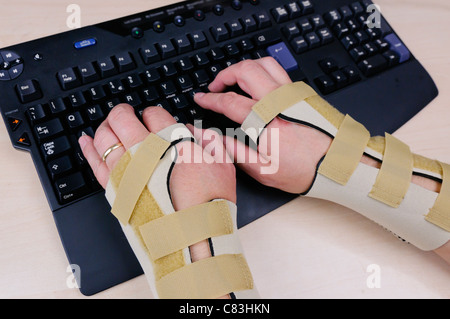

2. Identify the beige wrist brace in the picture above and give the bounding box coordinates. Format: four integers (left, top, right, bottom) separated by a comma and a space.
104, 124, 258, 299
241, 81, 450, 251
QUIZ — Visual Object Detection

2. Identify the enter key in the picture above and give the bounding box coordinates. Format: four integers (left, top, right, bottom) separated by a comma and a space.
266, 42, 299, 72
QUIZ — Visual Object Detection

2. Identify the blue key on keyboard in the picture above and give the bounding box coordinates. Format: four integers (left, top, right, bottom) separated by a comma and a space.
266, 42, 298, 72
384, 34, 410, 64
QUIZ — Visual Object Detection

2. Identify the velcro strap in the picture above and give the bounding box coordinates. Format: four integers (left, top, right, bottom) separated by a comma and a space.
369, 134, 413, 208
155, 254, 253, 299
426, 162, 450, 231
241, 82, 317, 143
111, 133, 170, 225
318, 114, 370, 185
139, 200, 234, 260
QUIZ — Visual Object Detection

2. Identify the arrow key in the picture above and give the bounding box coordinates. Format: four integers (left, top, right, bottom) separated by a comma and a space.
8, 117, 22, 131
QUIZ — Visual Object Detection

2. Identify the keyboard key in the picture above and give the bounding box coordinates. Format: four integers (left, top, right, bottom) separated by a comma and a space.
333, 22, 350, 39
211, 25, 229, 42
160, 62, 178, 78
27, 104, 46, 123
237, 38, 255, 53
341, 35, 357, 50
122, 92, 142, 108
189, 31, 208, 49
342, 65, 361, 84
173, 35, 192, 54
41, 136, 71, 161
125, 73, 143, 89
254, 12, 272, 29
86, 104, 105, 122
68, 91, 87, 108
48, 156, 73, 179
208, 64, 223, 78
283, 23, 301, 41
139, 45, 160, 64
97, 57, 117, 78
253, 30, 282, 48
290, 36, 308, 54
350, 2, 364, 16
224, 43, 240, 57
319, 58, 339, 74
66, 112, 84, 130
193, 69, 210, 87
78, 63, 99, 84
48, 97, 67, 115
339, 5, 353, 21
384, 34, 411, 64
298, 18, 314, 35
176, 74, 194, 92
226, 20, 244, 37
382, 50, 400, 67
107, 79, 125, 95
157, 40, 177, 59
241, 16, 257, 33
114, 52, 135, 73
267, 42, 298, 72
271, 6, 289, 23
87, 85, 106, 101
358, 54, 388, 76
192, 52, 210, 67
160, 80, 177, 96
330, 70, 348, 89
317, 28, 333, 44
305, 32, 320, 48
310, 14, 326, 30
16, 79, 43, 103
171, 94, 190, 110
349, 46, 367, 62
77, 127, 95, 139
57, 68, 81, 90
315, 75, 336, 94
287, 2, 302, 19
104, 98, 120, 112
55, 172, 87, 203
142, 86, 159, 103
143, 68, 161, 84
299, 0, 314, 15
324, 10, 342, 27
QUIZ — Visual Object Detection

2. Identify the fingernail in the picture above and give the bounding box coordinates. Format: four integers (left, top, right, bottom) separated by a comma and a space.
78, 136, 87, 150
194, 92, 205, 99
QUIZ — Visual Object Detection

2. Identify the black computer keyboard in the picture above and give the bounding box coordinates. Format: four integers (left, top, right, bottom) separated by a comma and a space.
0, 0, 438, 295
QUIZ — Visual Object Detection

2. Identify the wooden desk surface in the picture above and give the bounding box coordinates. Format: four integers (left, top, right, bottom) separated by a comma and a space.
0, 0, 449, 299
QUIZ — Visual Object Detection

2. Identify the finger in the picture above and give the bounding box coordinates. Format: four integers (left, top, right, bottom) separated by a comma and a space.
107, 104, 150, 149
93, 120, 126, 170
79, 135, 110, 189
208, 60, 281, 100
141, 106, 178, 133
254, 57, 293, 86
194, 91, 255, 124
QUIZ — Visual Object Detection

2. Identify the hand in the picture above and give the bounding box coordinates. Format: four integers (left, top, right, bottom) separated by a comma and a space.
78, 104, 236, 261
194, 57, 332, 194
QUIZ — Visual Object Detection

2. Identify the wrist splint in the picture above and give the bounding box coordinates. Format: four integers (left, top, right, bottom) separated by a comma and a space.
241, 81, 450, 251
104, 124, 258, 299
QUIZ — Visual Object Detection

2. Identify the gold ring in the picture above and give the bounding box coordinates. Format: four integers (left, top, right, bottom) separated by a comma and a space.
102, 143, 123, 162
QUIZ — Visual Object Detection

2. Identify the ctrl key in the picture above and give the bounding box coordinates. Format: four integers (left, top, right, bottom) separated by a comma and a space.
55, 172, 87, 203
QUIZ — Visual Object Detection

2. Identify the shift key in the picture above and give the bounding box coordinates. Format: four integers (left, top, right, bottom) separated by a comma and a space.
55, 172, 87, 203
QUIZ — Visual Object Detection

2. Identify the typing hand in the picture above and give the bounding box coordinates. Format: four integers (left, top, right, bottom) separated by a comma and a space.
194, 57, 332, 194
